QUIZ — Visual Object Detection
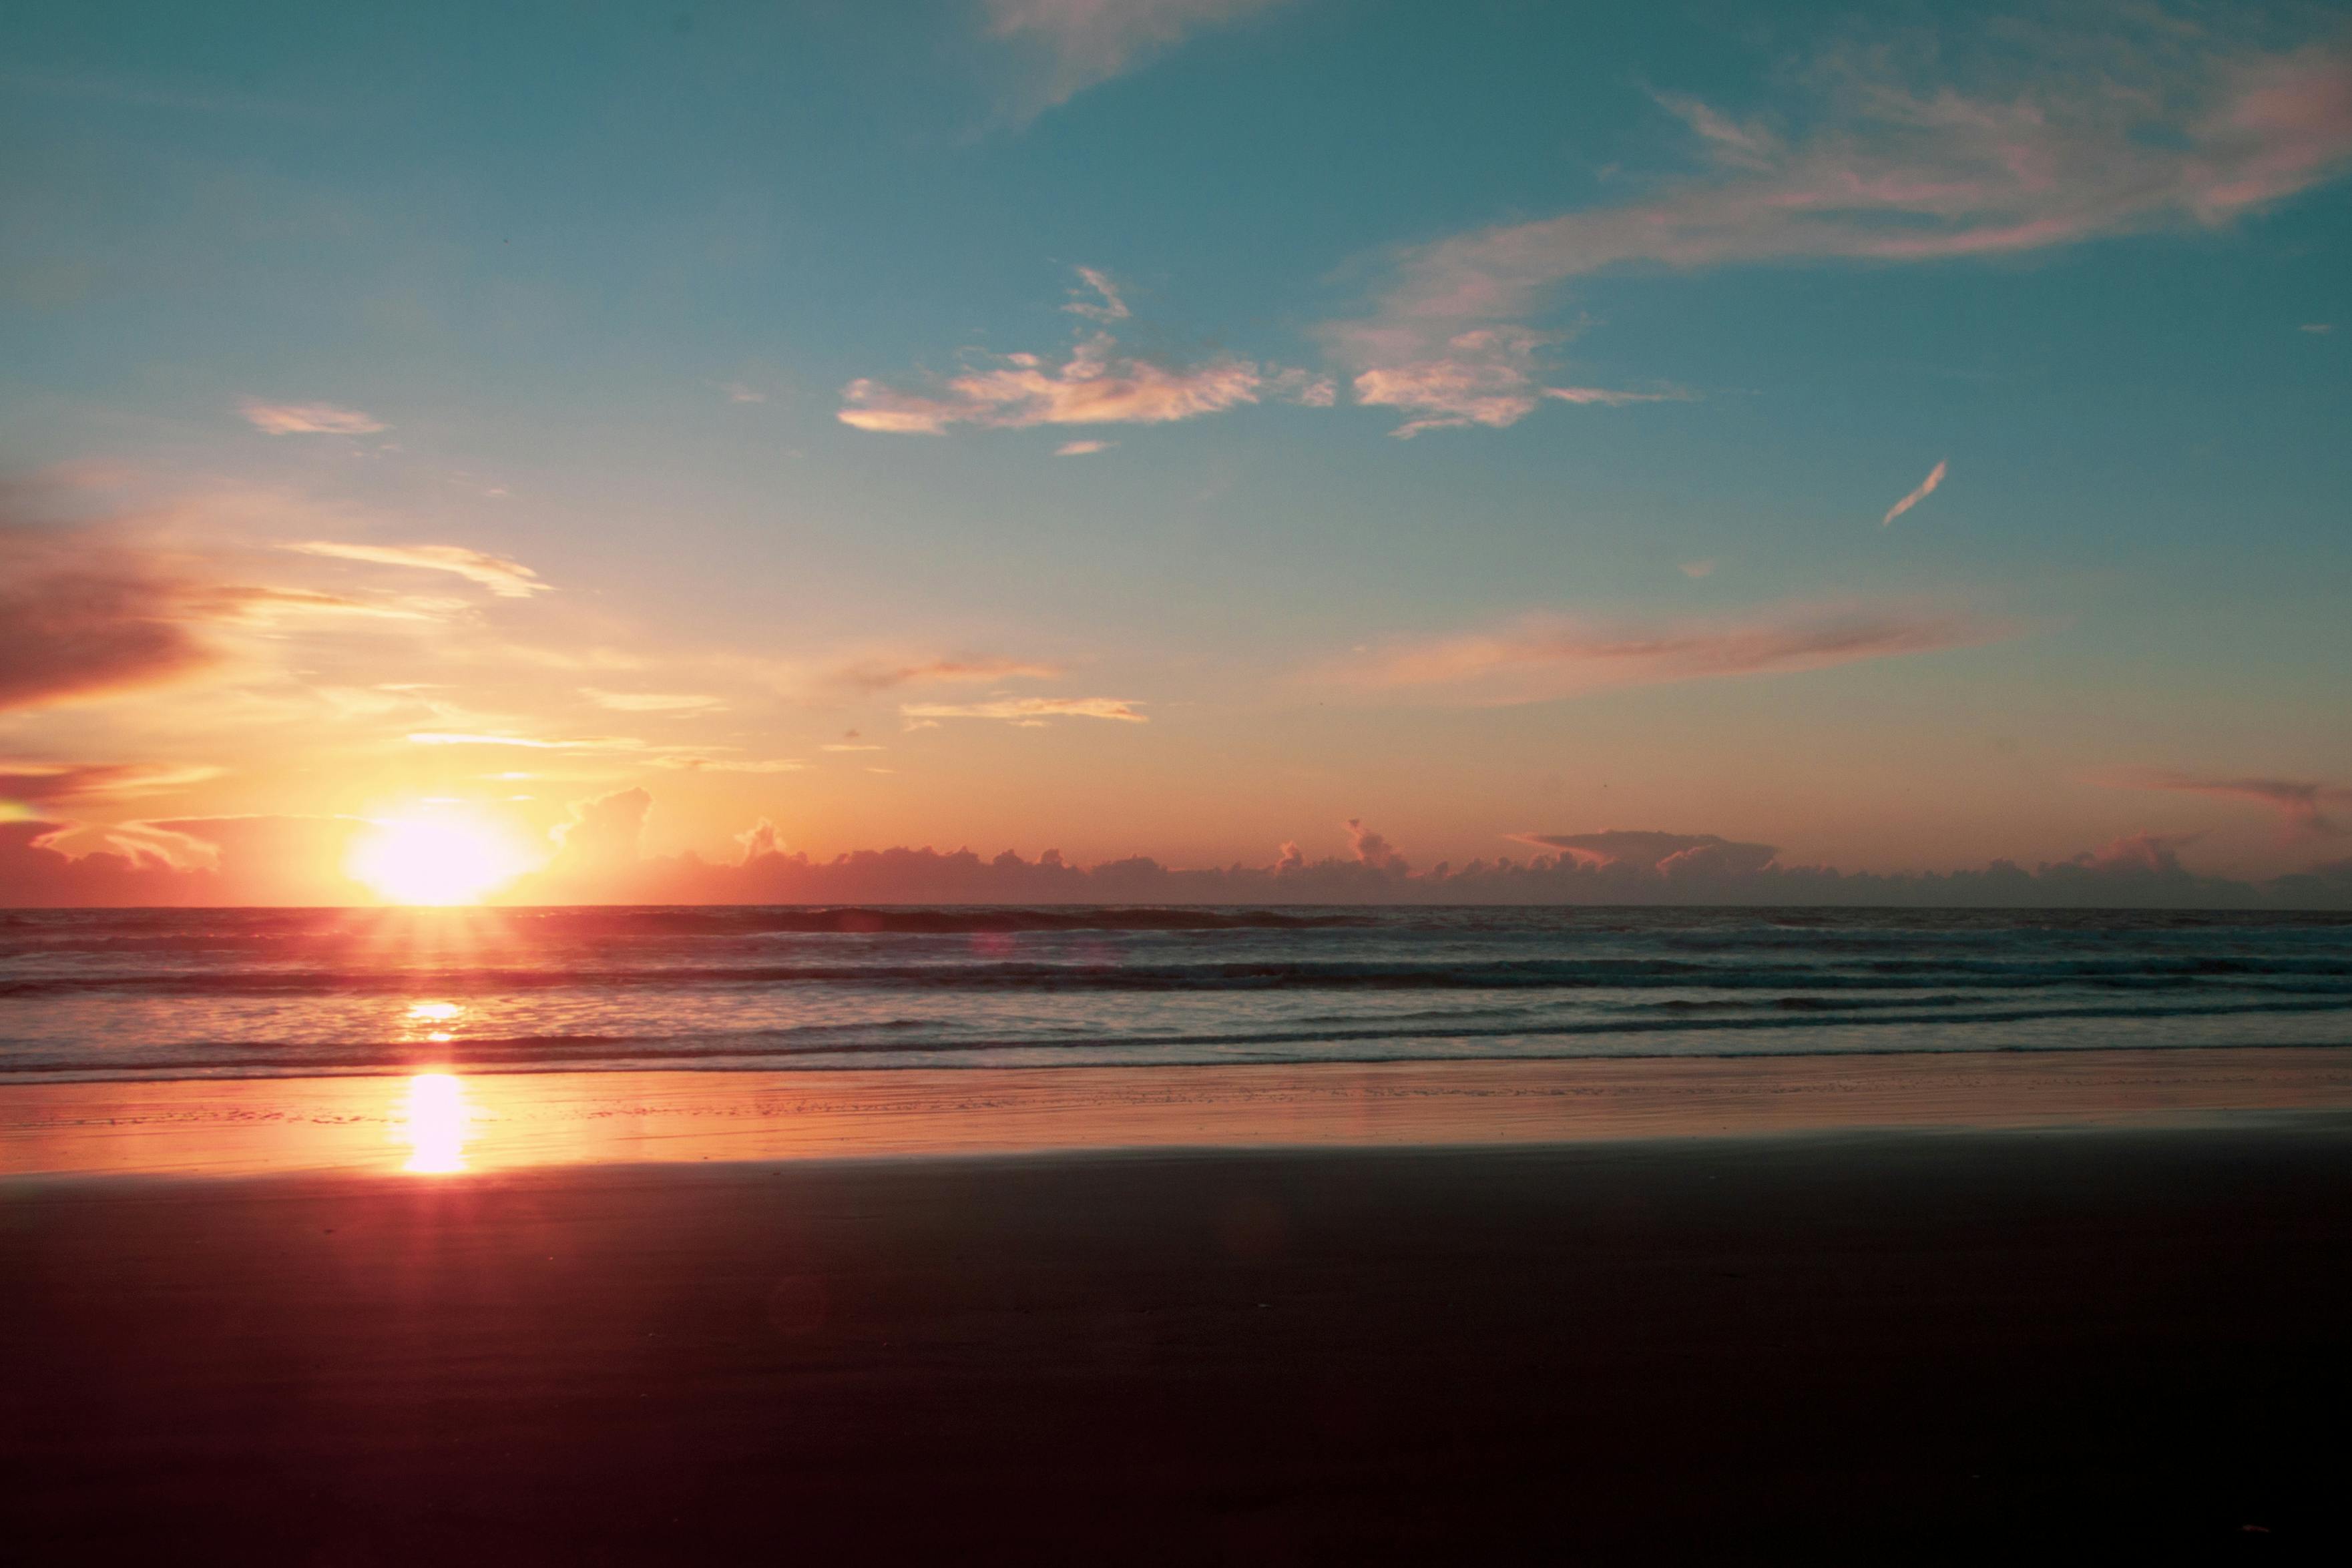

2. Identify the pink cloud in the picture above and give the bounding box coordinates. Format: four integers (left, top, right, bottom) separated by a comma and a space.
1324, 603, 2008, 704
841, 334, 1262, 434
284, 541, 551, 597
0, 524, 221, 712
1513, 830, 1782, 880
1346, 818, 1409, 872
0, 762, 221, 804
1881, 459, 1949, 526
238, 399, 387, 435
898, 696, 1146, 724
1327, 24, 2352, 419
842, 267, 1331, 436
1349, 327, 1685, 436
987, 0, 1295, 113
9, 792, 2347, 908
2090, 769, 2351, 840
831, 656, 1063, 692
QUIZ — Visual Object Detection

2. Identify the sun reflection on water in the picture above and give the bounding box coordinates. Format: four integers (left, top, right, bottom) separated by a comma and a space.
399, 1072, 473, 1173
404, 999, 464, 1045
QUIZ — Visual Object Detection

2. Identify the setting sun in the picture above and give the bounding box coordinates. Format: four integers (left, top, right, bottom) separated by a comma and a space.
349, 811, 529, 906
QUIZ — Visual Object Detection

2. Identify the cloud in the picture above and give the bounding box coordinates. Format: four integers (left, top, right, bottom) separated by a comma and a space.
719, 381, 767, 403
1881, 459, 1949, 526
1055, 439, 1114, 456
899, 696, 1147, 724
2090, 768, 2351, 840
1064, 266, 1130, 322
479, 798, 2352, 909
0, 524, 222, 712
0, 761, 222, 804
831, 656, 1062, 692
581, 689, 726, 713
986, 0, 1294, 114
1325, 603, 2007, 704
2302, 322, 2336, 333
0, 812, 382, 906
842, 334, 1263, 433
841, 267, 1329, 436
547, 786, 652, 872
646, 755, 806, 773
1511, 830, 1781, 879
1349, 327, 1688, 436
11, 790, 2350, 909
284, 541, 551, 597
406, 732, 571, 749
1680, 559, 1717, 579
1328, 22, 2352, 423
239, 399, 387, 435
1346, 818, 1409, 872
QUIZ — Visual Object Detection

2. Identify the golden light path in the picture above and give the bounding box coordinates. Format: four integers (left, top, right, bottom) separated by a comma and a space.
398, 1073, 475, 1174
13, 1052, 2352, 1184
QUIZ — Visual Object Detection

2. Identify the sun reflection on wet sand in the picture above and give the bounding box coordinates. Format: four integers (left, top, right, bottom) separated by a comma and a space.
397, 1073, 474, 1173
8, 1051, 2352, 1183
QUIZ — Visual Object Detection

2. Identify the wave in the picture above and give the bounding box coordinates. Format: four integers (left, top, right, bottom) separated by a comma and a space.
8, 995, 2351, 1077
7, 953, 2351, 998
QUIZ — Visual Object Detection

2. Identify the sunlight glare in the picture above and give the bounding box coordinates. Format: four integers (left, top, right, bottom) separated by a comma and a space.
350, 810, 527, 906
399, 1072, 473, 1173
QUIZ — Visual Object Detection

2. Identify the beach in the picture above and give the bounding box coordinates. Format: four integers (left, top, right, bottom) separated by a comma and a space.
7, 1055, 2352, 1559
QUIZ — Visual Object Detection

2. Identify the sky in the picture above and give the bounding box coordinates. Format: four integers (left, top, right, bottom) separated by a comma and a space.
3, 0, 2349, 906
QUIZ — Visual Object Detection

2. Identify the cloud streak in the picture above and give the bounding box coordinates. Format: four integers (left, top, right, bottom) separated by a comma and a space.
1329, 21, 2352, 426
1325, 603, 2007, 704
899, 696, 1147, 724
1881, 459, 1948, 526
1349, 328, 1686, 436
239, 399, 387, 435
986, 0, 1294, 114
285, 541, 551, 597
2091, 768, 2351, 840
842, 268, 1327, 436
831, 656, 1062, 693
0, 524, 222, 712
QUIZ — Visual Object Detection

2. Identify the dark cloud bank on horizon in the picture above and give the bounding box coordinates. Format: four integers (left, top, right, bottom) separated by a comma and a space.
5, 788, 2351, 909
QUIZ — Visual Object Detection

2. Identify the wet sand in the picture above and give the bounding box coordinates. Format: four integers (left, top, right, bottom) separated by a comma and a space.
7, 1119, 2351, 1561
10, 1045, 2352, 1178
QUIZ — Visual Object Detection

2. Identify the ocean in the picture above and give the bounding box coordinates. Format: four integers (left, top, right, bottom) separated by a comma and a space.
3, 904, 2349, 1083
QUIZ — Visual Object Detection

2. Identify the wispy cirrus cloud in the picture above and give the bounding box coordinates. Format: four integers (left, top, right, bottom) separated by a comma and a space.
580, 689, 726, 714
899, 696, 1146, 725
238, 399, 387, 435
647, 755, 806, 774
1329, 19, 2352, 431
0, 761, 223, 805
1351, 327, 1690, 436
985, 0, 1295, 115
284, 541, 551, 597
831, 656, 1063, 693
2089, 768, 2351, 840
841, 267, 1329, 435
1323, 603, 2008, 705
1881, 459, 1948, 526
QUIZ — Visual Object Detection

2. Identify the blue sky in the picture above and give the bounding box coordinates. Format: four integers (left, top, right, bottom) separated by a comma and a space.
2, 0, 2349, 902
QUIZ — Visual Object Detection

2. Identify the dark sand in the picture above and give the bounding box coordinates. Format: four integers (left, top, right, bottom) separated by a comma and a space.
7, 1122, 2351, 1561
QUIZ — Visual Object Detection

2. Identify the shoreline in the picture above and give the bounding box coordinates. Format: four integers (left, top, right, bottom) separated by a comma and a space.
7, 1045, 2352, 1181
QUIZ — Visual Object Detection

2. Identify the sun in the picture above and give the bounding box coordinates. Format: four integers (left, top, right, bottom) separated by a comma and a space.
350, 809, 529, 906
